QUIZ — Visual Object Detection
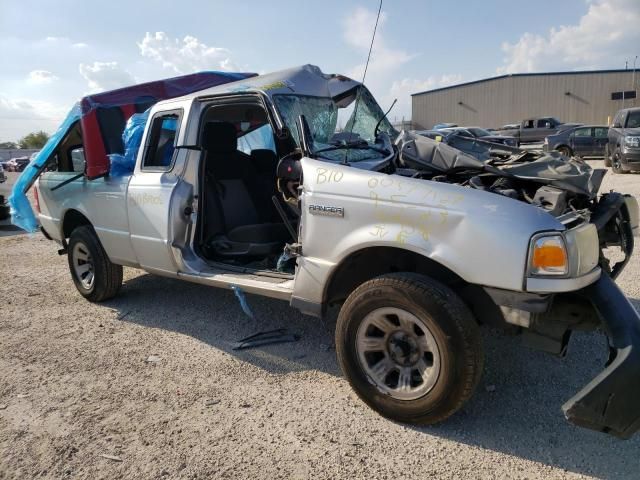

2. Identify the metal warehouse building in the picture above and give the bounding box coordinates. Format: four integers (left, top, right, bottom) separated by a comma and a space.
411, 69, 638, 130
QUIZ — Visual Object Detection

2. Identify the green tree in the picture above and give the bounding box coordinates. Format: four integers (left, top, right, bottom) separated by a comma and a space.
18, 131, 49, 149
0, 141, 18, 149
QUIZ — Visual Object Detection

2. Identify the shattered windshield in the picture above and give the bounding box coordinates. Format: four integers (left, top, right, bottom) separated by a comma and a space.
273, 86, 396, 163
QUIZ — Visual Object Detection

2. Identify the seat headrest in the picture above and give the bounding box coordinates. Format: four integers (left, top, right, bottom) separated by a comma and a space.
202, 122, 237, 154
250, 149, 278, 174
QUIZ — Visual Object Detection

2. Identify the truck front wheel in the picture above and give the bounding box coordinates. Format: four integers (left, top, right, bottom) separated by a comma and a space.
611, 149, 628, 174
336, 273, 483, 425
68, 225, 123, 302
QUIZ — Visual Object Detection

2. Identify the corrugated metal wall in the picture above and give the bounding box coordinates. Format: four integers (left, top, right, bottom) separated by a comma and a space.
411, 71, 639, 130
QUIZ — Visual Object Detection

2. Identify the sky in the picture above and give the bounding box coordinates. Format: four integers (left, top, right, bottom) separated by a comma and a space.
1, 0, 639, 141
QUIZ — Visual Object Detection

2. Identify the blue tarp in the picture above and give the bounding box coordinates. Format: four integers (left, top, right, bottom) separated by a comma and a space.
108, 110, 150, 176
9, 104, 82, 233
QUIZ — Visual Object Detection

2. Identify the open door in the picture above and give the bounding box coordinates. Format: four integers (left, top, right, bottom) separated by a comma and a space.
126, 109, 191, 273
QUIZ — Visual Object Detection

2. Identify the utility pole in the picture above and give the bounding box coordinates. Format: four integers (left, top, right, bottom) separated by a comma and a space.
623, 59, 628, 108
633, 55, 638, 107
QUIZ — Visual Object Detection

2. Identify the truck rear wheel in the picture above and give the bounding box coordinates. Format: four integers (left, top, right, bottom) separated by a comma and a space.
335, 273, 483, 425
68, 225, 122, 302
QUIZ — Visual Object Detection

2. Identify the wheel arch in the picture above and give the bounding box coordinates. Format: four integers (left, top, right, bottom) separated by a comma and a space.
62, 208, 93, 239
323, 246, 504, 326
555, 144, 573, 155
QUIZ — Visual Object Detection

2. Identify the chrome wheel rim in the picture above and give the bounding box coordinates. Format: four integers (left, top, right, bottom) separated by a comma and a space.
356, 307, 441, 400
72, 242, 94, 290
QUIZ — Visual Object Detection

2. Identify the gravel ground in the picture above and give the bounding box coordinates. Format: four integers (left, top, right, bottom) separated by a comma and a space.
1, 162, 640, 479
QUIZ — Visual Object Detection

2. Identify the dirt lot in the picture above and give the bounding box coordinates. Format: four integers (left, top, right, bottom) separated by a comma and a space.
1, 163, 640, 479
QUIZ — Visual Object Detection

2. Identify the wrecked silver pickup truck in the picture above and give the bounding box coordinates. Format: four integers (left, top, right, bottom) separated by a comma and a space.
11, 64, 640, 438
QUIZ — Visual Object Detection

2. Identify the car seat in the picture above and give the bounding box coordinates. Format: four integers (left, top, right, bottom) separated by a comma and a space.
201, 122, 290, 258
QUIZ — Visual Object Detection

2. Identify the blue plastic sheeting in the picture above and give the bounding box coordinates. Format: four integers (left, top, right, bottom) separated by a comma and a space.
108, 110, 150, 176
231, 286, 255, 319
9, 103, 82, 233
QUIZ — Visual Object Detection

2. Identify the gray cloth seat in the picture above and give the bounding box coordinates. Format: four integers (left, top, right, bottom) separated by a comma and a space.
201, 122, 289, 257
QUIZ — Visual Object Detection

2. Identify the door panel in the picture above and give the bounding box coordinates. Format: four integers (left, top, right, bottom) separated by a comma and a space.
126, 110, 184, 273
572, 127, 594, 156
593, 127, 609, 157
127, 171, 183, 273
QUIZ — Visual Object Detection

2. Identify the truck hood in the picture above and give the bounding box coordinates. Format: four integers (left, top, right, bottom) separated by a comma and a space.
395, 130, 605, 198
623, 127, 640, 136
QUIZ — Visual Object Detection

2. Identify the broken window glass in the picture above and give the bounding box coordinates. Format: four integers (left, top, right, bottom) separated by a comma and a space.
274, 94, 338, 145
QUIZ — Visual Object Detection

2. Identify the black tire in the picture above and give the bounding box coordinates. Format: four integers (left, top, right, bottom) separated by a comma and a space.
611, 149, 627, 174
67, 225, 122, 302
557, 146, 572, 157
0, 198, 9, 221
604, 145, 612, 167
335, 273, 483, 425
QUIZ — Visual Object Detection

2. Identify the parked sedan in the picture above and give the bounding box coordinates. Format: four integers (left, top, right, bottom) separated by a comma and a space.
543, 125, 609, 158
3, 156, 30, 172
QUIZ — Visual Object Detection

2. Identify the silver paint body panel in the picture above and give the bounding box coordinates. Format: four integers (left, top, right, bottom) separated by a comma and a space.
36, 84, 603, 312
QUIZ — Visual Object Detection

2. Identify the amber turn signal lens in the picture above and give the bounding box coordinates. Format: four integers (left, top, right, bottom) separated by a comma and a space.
530, 236, 568, 275
532, 244, 566, 268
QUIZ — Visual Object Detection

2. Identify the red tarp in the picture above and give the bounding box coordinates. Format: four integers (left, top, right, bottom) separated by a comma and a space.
78, 71, 256, 178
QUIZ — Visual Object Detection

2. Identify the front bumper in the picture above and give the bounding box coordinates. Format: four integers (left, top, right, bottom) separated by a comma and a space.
621, 149, 640, 170
563, 274, 640, 438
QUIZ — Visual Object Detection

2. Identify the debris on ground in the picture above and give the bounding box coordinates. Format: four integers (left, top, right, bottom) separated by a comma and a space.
230, 286, 254, 319
145, 355, 161, 363
233, 328, 300, 350
99, 454, 122, 462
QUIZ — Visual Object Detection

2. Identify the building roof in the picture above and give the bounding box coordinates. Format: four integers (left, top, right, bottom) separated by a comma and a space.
411, 69, 634, 97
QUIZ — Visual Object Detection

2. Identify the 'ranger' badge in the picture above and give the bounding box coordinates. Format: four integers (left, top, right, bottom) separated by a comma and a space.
308, 204, 344, 217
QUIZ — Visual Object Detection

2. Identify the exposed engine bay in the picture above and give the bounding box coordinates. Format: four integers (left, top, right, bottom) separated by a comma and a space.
279, 129, 637, 278
393, 131, 605, 216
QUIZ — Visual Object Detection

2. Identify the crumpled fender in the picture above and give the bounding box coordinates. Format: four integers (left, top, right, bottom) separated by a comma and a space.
562, 274, 640, 438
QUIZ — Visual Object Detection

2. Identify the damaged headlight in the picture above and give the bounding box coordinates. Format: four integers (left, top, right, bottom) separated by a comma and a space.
528, 233, 568, 276
624, 136, 640, 148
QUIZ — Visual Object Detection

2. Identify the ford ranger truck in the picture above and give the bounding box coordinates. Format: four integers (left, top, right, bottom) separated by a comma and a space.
14, 65, 640, 438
